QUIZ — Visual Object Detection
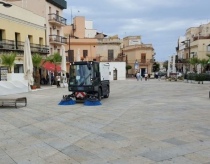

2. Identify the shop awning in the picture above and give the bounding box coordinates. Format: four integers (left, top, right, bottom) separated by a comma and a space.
42, 62, 61, 72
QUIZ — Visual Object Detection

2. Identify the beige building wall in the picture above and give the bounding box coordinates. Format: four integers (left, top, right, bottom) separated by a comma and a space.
8, 0, 46, 17
0, 4, 46, 72
123, 36, 141, 47
73, 16, 85, 38
0, 4, 46, 42
190, 39, 210, 59
96, 38, 122, 61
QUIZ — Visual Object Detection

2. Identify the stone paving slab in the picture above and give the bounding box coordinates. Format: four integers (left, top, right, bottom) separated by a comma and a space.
0, 79, 210, 163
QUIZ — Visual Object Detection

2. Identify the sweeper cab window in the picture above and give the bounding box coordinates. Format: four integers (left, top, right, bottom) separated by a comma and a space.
69, 62, 95, 86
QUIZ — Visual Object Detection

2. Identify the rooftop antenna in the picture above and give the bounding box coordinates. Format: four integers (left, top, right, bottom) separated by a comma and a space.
71, 8, 73, 24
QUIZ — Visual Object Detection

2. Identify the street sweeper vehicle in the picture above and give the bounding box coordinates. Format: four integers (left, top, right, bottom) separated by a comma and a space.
64, 61, 110, 103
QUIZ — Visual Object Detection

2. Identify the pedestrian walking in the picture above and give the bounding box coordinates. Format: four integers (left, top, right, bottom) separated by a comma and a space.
145, 73, 148, 81
136, 72, 140, 81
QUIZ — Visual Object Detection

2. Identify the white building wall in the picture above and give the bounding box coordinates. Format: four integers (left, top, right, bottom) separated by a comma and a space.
85, 20, 93, 29
85, 29, 96, 38
85, 20, 96, 38
101, 62, 126, 81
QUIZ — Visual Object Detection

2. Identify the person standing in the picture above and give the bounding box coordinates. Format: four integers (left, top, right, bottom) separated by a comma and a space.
56, 74, 61, 87
145, 73, 148, 81
136, 72, 140, 81
61, 73, 67, 88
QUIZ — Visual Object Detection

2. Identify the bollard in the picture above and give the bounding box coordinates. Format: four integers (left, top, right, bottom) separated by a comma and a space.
209, 91, 210, 99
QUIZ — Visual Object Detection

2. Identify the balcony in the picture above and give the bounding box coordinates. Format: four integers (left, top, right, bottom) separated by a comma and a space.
46, 0, 67, 9
0, 39, 49, 54
48, 14, 66, 26
30, 43, 49, 54
49, 35, 67, 45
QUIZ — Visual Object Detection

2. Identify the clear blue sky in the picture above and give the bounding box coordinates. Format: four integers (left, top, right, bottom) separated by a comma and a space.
64, 0, 210, 62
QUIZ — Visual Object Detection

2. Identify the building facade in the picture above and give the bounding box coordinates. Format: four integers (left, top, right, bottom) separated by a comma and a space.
10, 0, 67, 56
63, 16, 122, 73
0, 2, 48, 75
63, 16, 98, 72
123, 36, 155, 76
96, 35, 122, 62
176, 22, 210, 73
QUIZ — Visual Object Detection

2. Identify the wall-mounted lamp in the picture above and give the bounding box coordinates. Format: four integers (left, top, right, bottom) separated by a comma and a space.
0, 1, 12, 8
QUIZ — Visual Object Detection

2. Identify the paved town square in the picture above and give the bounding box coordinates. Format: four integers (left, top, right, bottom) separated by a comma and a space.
0, 79, 210, 164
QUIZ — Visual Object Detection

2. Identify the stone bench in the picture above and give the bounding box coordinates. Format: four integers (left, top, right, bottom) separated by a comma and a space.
0, 97, 27, 108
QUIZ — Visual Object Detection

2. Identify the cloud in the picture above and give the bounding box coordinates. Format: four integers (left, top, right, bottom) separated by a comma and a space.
64, 0, 210, 60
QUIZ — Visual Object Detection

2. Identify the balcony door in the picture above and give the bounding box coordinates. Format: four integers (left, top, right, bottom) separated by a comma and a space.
15, 32, 20, 49
0, 30, 3, 41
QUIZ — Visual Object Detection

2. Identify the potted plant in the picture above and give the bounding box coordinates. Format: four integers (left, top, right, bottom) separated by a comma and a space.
32, 53, 42, 88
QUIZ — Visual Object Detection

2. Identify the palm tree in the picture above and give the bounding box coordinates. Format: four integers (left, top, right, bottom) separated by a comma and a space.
189, 57, 199, 73
32, 53, 42, 88
163, 60, 168, 72
0, 53, 16, 73
198, 58, 208, 73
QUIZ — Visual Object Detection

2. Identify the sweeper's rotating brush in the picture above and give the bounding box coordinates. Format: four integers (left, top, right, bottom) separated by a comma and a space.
84, 97, 101, 106
58, 95, 76, 105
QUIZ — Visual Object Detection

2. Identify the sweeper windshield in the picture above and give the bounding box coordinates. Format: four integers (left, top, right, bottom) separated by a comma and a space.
69, 62, 95, 86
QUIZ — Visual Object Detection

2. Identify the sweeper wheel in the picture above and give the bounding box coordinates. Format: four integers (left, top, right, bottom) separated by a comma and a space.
97, 89, 102, 101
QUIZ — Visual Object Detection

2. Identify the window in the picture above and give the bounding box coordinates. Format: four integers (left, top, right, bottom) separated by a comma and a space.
56, 10, 59, 21
141, 53, 146, 63
207, 44, 210, 52
68, 50, 74, 62
0, 30, 3, 41
39, 37, 43, 45
28, 35, 33, 44
108, 49, 114, 61
14, 64, 23, 73
15, 32, 20, 49
49, 7, 51, 14
83, 50, 88, 58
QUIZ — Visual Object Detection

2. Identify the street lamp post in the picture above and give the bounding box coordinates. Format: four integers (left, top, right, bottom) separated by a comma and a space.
66, 34, 79, 62
68, 34, 71, 62
0, 1, 12, 7
181, 39, 191, 72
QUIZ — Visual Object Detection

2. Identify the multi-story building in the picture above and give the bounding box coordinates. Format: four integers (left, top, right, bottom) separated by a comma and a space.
63, 16, 98, 71
9, 0, 67, 55
0, 2, 48, 75
63, 16, 122, 71
123, 36, 155, 76
176, 22, 210, 73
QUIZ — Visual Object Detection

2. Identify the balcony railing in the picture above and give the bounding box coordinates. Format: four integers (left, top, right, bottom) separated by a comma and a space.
0, 39, 49, 54
48, 13, 66, 25
30, 43, 49, 54
49, 35, 67, 44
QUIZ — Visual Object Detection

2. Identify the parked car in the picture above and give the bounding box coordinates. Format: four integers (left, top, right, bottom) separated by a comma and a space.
177, 72, 183, 77
158, 71, 167, 77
